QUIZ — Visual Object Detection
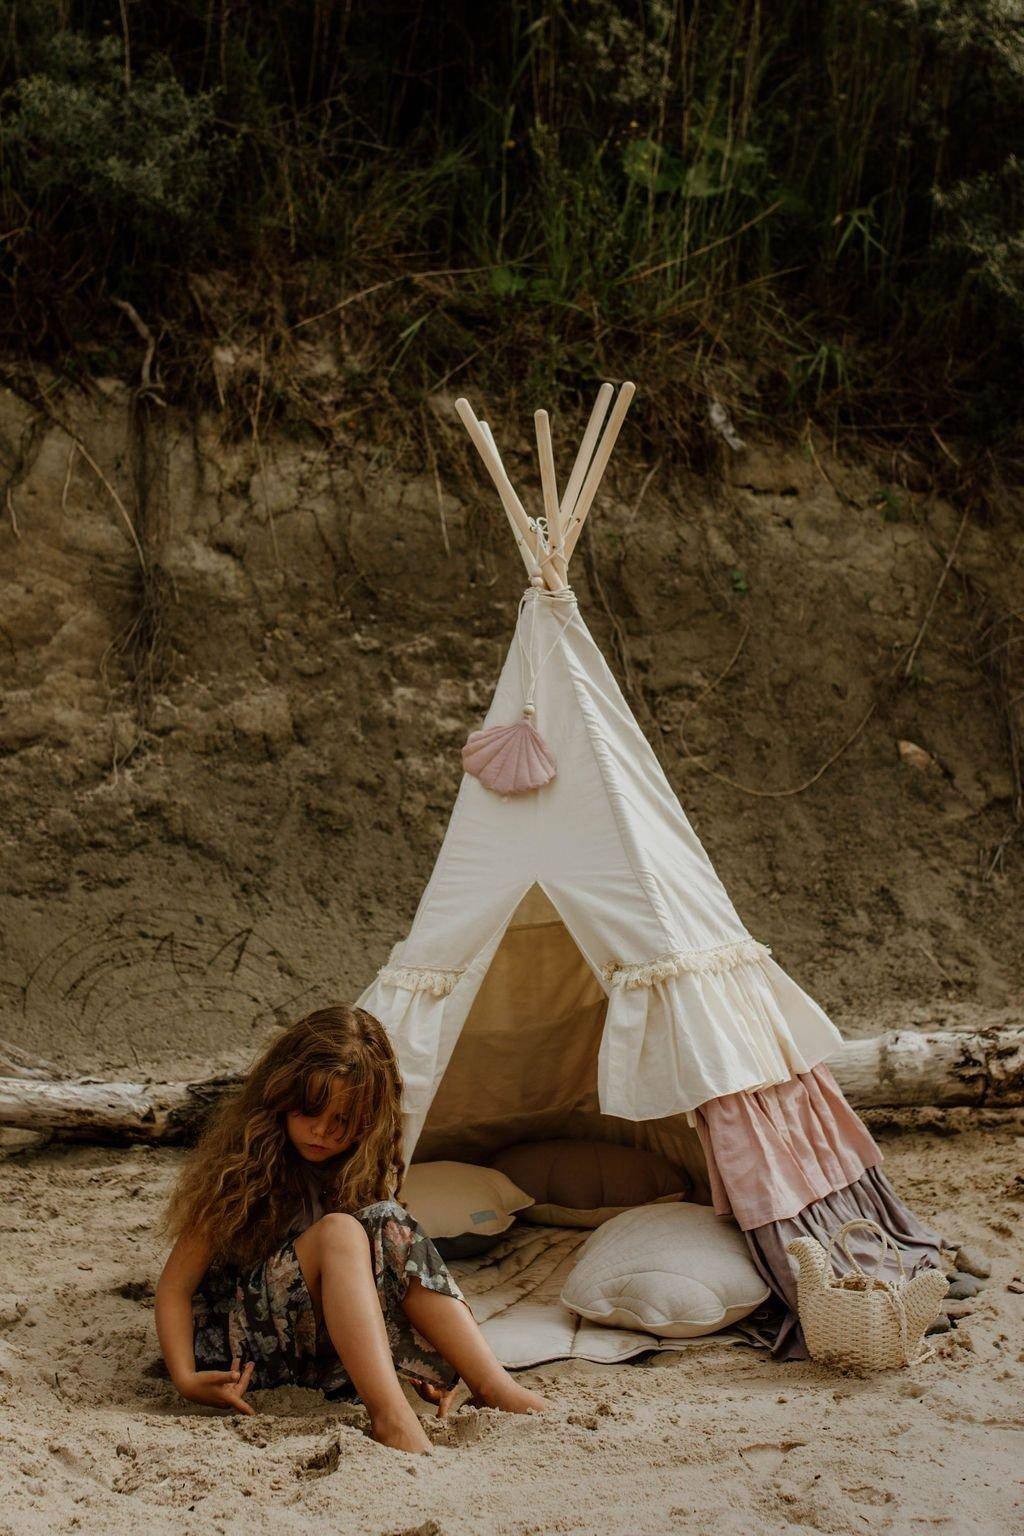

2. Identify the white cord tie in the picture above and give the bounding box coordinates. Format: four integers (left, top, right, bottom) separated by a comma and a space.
516, 585, 579, 715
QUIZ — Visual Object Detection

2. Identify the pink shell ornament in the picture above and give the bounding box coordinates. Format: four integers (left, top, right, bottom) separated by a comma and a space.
461, 718, 557, 795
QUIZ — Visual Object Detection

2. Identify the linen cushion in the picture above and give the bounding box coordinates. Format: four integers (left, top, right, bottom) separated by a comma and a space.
560, 1202, 770, 1337
491, 1138, 688, 1228
399, 1160, 534, 1241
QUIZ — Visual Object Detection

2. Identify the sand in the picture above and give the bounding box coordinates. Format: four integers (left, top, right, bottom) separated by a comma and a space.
1, 1115, 1021, 1536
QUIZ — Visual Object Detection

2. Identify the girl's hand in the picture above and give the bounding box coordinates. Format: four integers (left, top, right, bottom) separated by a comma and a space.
179, 1356, 257, 1415
409, 1375, 461, 1418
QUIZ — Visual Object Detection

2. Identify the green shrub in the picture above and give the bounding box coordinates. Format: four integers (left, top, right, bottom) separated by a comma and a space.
0, 0, 1019, 446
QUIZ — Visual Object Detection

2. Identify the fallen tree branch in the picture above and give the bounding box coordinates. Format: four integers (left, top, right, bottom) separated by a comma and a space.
0, 1028, 1021, 1146
0, 1073, 243, 1143
827, 1025, 1024, 1109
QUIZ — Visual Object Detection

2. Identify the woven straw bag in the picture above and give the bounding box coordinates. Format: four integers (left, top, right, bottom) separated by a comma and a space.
785, 1218, 948, 1372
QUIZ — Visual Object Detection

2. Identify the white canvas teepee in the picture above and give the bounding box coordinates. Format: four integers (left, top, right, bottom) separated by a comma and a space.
357, 383, 845, 1174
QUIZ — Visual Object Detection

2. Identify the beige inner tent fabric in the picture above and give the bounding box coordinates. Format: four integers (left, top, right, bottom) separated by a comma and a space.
414, 885, 712, 1202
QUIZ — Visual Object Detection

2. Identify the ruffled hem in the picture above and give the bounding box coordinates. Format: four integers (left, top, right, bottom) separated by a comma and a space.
597, 950, 845, 1120
693, 1061, 884, 1229
742, 1164, 958, 1360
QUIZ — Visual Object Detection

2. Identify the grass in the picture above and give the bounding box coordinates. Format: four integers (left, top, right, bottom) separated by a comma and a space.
0, 0, 1020, 476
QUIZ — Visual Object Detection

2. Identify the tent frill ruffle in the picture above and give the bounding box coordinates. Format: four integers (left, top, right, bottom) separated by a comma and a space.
376, 956, 465, 998
600, 937, 770, 988
372, 938, 843, 1121
691, 1062, 884, 1228
692, 1062, 957, 1357
376, 941, 469, 997
597, 947, 844, 1119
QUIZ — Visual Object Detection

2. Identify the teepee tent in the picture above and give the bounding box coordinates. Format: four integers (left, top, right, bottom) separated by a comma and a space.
357, 382, 951, 1356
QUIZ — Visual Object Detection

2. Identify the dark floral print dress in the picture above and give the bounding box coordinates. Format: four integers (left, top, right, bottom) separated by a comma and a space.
191, 1192, 468, 1403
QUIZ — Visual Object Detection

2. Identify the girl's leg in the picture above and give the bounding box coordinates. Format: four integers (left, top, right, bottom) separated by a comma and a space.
400, 1279, 549, 1414
292, 1214, 431, 1453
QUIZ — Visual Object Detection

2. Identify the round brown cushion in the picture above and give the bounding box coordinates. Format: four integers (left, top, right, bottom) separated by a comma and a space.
490, 1139, 689, 1228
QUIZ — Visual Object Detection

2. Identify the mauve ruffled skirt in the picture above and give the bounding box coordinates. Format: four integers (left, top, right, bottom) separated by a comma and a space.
743, 1163, 957, 1357
693, 1064, 958, 1358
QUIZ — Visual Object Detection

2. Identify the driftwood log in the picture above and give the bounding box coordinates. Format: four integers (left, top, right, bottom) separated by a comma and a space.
1, 1027, 1022, 1146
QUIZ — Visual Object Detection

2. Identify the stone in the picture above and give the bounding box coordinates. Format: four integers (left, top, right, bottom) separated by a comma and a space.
898, 740, 941, 773
943, 1301, 975, 1320
925, 1315, 952, 1335
945, 1273, 984, 1300
954, 1246, 992, 1279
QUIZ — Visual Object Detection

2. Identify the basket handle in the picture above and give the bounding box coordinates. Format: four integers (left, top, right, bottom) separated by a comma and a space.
823, 1218, 908, 1286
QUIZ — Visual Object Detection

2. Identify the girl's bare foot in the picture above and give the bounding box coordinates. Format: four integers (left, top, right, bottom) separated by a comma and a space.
370, 1406, 433, 1454
470, 1370, 550, 1414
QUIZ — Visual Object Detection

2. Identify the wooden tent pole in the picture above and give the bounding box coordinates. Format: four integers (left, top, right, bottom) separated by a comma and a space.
455, 397, 547, 585
480, 418, 561, 590
534, 409, 567, 588
559, 382, 614, 536
563, 381, 637, 563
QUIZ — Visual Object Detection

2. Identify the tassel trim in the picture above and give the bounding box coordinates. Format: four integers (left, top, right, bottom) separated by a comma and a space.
377, 958, 465, 997
602, 938, 771, 989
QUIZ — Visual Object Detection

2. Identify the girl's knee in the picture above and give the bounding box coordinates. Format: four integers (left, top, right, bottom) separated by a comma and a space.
316, 1211, 370, 1250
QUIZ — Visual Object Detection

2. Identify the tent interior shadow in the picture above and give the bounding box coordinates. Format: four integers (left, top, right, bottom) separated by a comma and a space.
415, 883, 713, 1203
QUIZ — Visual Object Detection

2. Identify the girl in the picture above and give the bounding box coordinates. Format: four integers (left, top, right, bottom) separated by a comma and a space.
155, 1004, 548, 1453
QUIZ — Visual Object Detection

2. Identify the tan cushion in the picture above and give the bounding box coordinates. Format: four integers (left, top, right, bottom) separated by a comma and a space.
491, 1139, 689, 1229
398, 1161, 534, 1240
560, 1203, 770, 1338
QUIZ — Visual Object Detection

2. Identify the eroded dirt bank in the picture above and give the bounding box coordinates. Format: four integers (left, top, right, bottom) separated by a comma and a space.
0, 380, 1021, 1079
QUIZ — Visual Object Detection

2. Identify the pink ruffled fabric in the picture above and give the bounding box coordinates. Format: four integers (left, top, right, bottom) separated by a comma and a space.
693, 1061, 883, 1230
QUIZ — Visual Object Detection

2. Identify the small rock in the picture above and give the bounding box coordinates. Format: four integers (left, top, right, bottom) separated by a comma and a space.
946, 1274, 984, 1300
944, 1301, 975, 1320
955, 1247, 992, 1279
925, 1315, 952, 1335
115, 1442, 136, 1460
0, 1299, 22, 1331
898, 740, 941, 773
1006, 1277, 1024, 1294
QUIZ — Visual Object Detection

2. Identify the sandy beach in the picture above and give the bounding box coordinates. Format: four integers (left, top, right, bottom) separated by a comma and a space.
1, 1111, 1020, 1536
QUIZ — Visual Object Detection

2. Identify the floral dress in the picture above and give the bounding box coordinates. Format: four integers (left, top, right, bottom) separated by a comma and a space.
191, 1185, 468, 1403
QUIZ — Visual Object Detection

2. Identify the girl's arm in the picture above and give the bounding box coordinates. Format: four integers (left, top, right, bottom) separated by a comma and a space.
154, 1227, 216, 1394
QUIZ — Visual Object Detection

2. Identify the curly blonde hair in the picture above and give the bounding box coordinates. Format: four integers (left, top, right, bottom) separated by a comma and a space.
157, 1005, 405, 1270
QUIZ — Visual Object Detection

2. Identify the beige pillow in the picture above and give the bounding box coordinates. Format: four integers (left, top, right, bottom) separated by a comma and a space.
491, 1139, 689, 1228
398, 1161, 534, 1240
560, 1203, 770, 1338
